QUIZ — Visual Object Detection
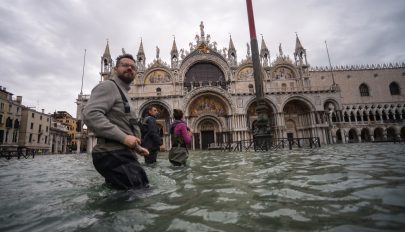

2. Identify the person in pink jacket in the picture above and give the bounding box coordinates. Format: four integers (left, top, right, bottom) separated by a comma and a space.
169, 109, 192, 166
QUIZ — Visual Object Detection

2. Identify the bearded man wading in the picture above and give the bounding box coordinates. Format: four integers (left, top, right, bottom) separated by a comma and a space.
82, 54, 150, 190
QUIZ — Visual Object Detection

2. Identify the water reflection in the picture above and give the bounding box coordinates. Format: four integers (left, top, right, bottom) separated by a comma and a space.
0, 143, 404, 231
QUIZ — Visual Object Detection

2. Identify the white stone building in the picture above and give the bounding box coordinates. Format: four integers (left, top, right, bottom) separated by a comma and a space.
18, 108, 51, 153
49, 119, 69, 154
0, 87, 22, 146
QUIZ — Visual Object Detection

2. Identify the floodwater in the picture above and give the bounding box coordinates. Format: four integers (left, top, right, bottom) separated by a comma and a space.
1, 143, 405, 232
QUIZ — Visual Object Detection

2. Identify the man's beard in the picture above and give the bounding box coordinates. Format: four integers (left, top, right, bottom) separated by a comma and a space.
117, 71, 135, 84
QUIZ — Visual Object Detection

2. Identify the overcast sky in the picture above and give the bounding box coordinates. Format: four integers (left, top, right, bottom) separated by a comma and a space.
1, 0, 404, 117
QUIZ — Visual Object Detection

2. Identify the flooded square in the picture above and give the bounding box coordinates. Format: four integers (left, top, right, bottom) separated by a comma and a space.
1, 143, 405, 231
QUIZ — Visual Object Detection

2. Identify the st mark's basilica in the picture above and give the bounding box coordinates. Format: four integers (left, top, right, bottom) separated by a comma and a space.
77, 22, 405, 152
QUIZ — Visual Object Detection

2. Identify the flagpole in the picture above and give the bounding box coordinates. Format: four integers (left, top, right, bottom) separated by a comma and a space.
246, 0, 272, 151
80, 49, 86, 95
77, 49, 86, 154
325, 41, 336, 86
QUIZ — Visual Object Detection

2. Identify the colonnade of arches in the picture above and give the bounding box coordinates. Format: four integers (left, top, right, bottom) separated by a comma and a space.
329, 104, 405, 124
140, 93, 341, 150
335, 126, 405, 143
84, 94, 404, 152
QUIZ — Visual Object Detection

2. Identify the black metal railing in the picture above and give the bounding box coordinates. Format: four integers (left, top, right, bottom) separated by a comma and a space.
213, 137, 321, 152
0, 146, 36, 160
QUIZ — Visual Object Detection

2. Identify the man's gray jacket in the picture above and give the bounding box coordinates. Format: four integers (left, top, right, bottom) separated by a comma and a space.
82, 76, 139, 151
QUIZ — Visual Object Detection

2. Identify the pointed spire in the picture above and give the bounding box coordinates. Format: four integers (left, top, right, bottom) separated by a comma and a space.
102, 39, 111, 58
260, 35, 269, 56
292, 33, 309, 79
171, 36, 178, 56
100, 40, 113, 81
137, 38, 145, 56
171, 36, 179, 69
227, 34, 237, 66
228, 34, 235, 51
260, 35, 268, 51
294, 33, 304, 54
260, 35, 270, 67
136, 38, 146, 71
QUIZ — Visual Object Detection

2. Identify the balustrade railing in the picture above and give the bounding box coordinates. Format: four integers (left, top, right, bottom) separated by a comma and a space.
210, 137, 321, 152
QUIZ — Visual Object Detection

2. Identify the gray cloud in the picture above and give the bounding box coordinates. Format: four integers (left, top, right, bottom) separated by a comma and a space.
1, 0, 404, 116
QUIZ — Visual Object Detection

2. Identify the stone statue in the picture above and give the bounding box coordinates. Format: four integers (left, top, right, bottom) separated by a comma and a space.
200, 21, 205, 37
222, 48, 227, 58
122, 48, 126, 54
247, 43, 250, 56
279, 43, 283, 56
156, 46, 160, 59
212, 41, 217, 51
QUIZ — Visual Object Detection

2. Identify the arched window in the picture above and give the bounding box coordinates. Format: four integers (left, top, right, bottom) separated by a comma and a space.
389, 82, 400, 95
344, 112, 349, 122
156, 87, 162, 96
359, 83, 370, 96
6, 117, 12, 128
14, 119, 19, 129
331, 112, 337, 122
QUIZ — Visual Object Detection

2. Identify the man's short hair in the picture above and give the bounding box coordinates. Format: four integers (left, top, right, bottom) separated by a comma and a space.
147, 106, 156, 111
173, 109, 183, 120
116, 54, 136, 66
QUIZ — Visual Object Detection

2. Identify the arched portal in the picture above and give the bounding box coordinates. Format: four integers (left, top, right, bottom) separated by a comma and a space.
194, 117, 223, 150
282, 99, 312, 138
188, 94, 229, 150
285, 119, 297, 139
246, 100, 275, 131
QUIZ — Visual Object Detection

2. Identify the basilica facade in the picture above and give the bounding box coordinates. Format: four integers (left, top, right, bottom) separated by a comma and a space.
79, 23, 405, 151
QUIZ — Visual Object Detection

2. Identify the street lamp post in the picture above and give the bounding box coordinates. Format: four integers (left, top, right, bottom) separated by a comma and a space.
246, 0, 272, 150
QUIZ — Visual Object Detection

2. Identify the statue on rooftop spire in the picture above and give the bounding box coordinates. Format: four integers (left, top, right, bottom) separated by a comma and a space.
200, 21, 205, 37
156, 46, 160, 59
279, 43, 283, 56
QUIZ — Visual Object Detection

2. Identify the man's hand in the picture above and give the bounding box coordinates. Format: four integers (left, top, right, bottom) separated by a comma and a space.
134, 144, 150, 156
123, 135, 141, 149
123, 135, 149, 156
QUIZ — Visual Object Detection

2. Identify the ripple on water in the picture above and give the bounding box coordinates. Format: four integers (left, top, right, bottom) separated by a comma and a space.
183, 207, 239, 224
167, 218, 220, 232
260, 208, 310, 222
353, 186, 405, 207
